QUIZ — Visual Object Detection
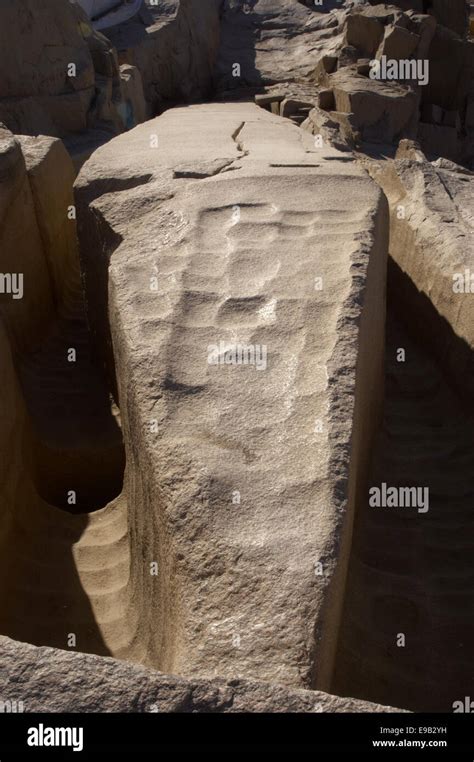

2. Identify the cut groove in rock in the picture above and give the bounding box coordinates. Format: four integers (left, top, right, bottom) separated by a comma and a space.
333, 268, 474, 712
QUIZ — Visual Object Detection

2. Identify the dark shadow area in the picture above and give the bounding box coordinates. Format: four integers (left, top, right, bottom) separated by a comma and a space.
0, 508, 113, 657
17, 295, 125, 515
332, 261, 474, 712
213, 0, 262, 97
388, 257, 474, 405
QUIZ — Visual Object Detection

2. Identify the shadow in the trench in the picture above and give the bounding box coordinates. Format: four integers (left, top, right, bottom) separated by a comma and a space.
0, 504, 114, 658
17, 293, 125, 515
332, 260, 474, 712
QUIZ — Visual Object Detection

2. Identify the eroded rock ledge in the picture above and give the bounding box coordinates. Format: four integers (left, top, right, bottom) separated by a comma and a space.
0, 636, 404, 713
75, 101, 388, 689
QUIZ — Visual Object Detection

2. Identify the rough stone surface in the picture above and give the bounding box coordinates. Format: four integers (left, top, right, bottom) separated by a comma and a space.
0, 0, 150, 171
366, 147, 474, 351
0, 0, 96, 136
216, 0, 347, 93
329, 69, 420, 144
377, 0, 470, 38
105, 0, 222, 113
216, 1, 474, 163
75, 101, 388, 690
0, 128, 127, 665
0, 129, 56, 352
0, 636, 404, 712
17, 135, 79, 318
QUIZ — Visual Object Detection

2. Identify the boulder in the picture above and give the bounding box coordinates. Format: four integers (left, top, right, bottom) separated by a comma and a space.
75, 101, 389, 689
329, 69, 420, 143
0, 635, 404, 712
280, 97, 316, 118
377, 25, 420, 60
301, 105, 353, 151
345, 12, 385, 56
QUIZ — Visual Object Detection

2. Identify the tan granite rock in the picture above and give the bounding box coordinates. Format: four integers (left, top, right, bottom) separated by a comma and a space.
0, 635, 404, 712
75, 101, 389, 689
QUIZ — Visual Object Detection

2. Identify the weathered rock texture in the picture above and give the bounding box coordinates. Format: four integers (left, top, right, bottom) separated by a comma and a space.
0, 0, 96, 138
0, 129, 129, 660
0, 636, 403, 712
223, 0, 474, 165
374, 0, 470, 38
368, 148, 474, 350
0, 2, 176, 168
105, 0, 223, 114
361, 143, 474, 397
2, 0, 474, 717
75, 101, 388, 689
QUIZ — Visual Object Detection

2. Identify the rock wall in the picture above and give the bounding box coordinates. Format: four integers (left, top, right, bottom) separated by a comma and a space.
0, 0, 149, 173
0, 129, 132, 662
106, 0, 223, 114
371, 151, 474, 349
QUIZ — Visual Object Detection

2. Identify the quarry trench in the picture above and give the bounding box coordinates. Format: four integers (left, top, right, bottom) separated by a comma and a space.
333, 267, 474, 713
0, 108, 472, 714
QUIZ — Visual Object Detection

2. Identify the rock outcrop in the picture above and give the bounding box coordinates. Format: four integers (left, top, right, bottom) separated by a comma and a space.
0, 0, 150, 169
368, 146, 474, 351
0, 636, 403, 713
359, 143, 474, 399
222, 1, 474, 166
0, 0, 223, 170
75, 101, 388, 689
105, 0, 223, 113
0, 128, 129, 660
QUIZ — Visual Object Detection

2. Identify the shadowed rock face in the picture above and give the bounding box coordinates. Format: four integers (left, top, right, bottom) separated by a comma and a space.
105, 0, 223, 112
75, 101, 388, 688
359, 146, 474, 408
371, 0, 470, 39
0, 129, 130, 660
334, 309, 474, 712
